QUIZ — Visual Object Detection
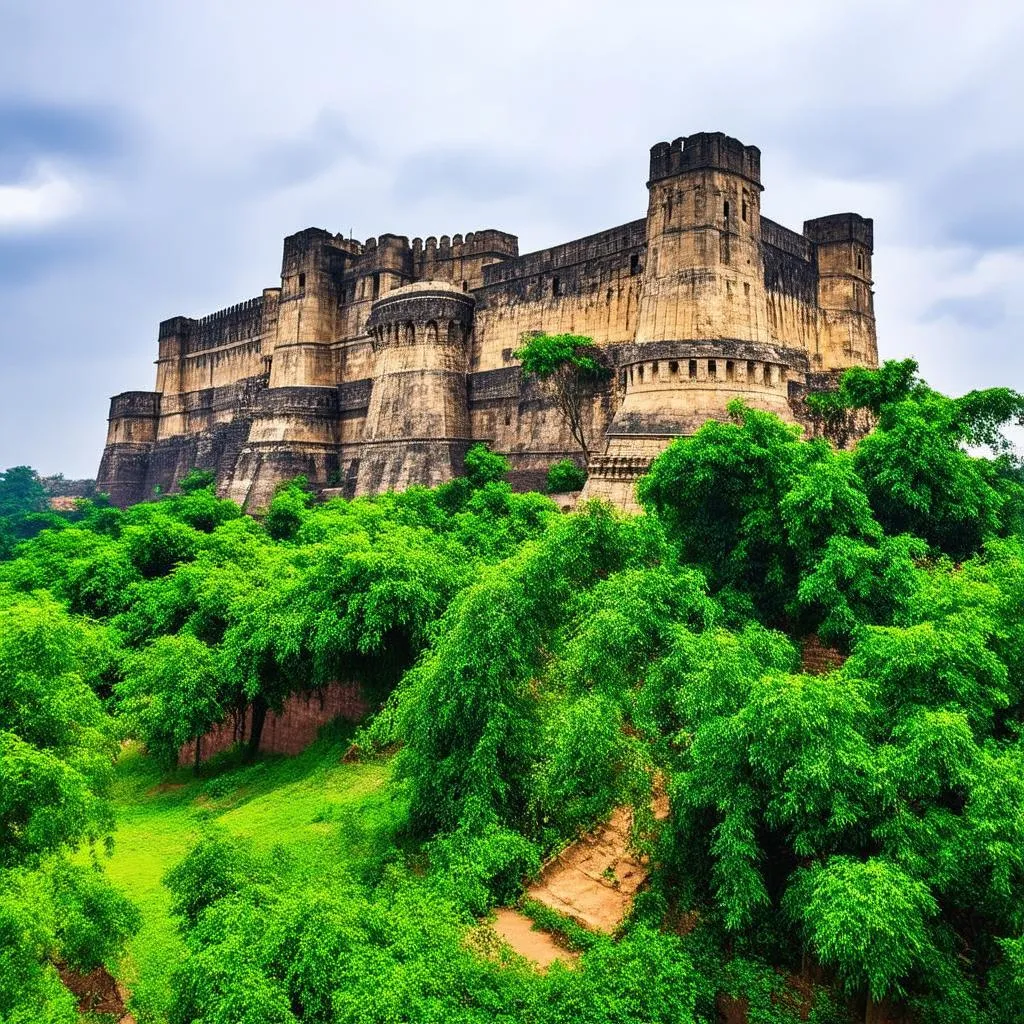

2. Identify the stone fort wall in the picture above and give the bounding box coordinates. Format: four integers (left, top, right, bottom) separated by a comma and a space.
98, 131, 878, 510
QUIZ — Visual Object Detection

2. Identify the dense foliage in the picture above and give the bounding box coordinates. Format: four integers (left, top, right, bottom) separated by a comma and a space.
545, 459, 587, 493
4, 360, 1024, 1022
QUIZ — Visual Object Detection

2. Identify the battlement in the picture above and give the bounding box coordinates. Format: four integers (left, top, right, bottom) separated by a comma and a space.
649, 132, 761, 187
803, 213, 874, 250
196, 296, 264, 327
411, 229, 519, 260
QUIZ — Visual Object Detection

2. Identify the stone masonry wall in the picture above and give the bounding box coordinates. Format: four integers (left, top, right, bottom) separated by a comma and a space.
177, 681, 370, 766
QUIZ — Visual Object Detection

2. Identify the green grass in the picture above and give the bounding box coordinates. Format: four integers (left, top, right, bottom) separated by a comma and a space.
88, 724, 398, 1024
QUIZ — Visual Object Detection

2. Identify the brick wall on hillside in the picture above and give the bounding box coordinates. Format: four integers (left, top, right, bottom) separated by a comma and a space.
800, 634, 846, 675
178, 681, 370, 766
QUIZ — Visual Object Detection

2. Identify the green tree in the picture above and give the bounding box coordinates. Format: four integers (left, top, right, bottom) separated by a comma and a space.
117, 633, 230, 770
514, 333, 610, 458
0, 466, 47, 520
785, 856, 938, 1016
463, 443, 509, 489
0, 591, 137, 1023
546, 458, 586, 493
264, 477, 314, 542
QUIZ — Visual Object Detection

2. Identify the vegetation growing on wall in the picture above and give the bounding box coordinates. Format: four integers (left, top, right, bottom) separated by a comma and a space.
3, 361, 1024, 1022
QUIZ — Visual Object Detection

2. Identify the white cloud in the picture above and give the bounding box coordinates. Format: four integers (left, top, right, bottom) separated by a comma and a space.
0, 163, 80, 231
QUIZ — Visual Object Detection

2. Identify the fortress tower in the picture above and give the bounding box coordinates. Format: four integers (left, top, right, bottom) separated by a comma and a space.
97, 130, 878, 512
355, 281, 475, 494
582, 134, 817, 507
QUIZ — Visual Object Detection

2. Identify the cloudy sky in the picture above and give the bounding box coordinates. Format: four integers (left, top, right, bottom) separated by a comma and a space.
1, 0, 1023, 476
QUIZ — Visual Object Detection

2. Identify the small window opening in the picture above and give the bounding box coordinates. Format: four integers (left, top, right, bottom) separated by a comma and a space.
637, 364, 644, 382
763, 365, 772, 386
297, 272, 306, 290
669, 361, 679, 376
606, 287, 614, 302
629, 367, 634, 384
372, 273, 380, 299
629, 253, 640, 276
742, 198, 748, 222
726, 360, 735, 381
723, 200, 730, 222
552, 276, 562, 297
651, 361, 659, 378
504, 413, 511, 426
689, 359, 697, 380
748, 360, 756, 379
856, 252, 863, 271
463, 280, 469, 291
708, 360, 717, 380
744, 282, 751, 297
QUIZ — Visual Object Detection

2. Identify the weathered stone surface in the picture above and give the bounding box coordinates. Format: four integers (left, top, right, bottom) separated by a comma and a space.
97, 131, 878, 510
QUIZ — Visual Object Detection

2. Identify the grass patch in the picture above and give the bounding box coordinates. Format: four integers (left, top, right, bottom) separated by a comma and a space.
519, 897, 599, 952
87, 721, 400, 1024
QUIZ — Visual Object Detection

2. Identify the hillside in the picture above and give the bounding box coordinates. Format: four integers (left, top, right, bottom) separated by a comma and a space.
3, 362, 1024, 1024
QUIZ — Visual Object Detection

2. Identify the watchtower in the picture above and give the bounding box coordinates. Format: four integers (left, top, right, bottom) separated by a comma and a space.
636, 132, 769, 343
803, 213, 877, 369
354, 281, 475, 495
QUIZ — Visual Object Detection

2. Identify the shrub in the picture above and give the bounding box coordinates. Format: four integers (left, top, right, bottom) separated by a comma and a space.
546, 459, 586, 493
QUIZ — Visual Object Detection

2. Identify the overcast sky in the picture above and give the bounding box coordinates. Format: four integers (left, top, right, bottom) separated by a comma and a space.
1, 0, 1023, 477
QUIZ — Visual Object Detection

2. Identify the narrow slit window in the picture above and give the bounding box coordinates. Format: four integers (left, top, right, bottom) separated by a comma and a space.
669, 361, 679, 376
689, 359, 697, 380
708, 360, 717, 380
726, 360, 735, 381
651, 361, 659, 378
742, 197, 748, 222
747, 360, 756, 380
637, 364, 644, 382
856, 252, 863, 270
372, 273, 380, 299
763, 365, 772, 386
723, 200, 730, 222
630, 253, 640, 276
298, 272, 306, 290
552, 276, 562, 297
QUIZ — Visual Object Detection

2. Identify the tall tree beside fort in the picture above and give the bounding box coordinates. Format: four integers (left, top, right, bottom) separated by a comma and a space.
515, 333, 611, 459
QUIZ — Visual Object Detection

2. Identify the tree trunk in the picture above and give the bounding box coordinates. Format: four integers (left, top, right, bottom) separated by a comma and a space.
193, 733, 202, 774
247, 696, 268, 760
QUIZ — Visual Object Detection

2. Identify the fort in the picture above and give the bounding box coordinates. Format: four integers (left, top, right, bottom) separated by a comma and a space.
97, 131, 877, 511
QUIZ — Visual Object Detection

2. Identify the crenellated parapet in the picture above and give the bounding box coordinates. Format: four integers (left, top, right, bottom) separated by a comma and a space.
648, 132, 761, 188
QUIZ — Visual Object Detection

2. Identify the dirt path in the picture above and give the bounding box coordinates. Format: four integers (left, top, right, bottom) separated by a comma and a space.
58, 964, 136, 1023
527, 794, 669, 933
490, 908, 578, 968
